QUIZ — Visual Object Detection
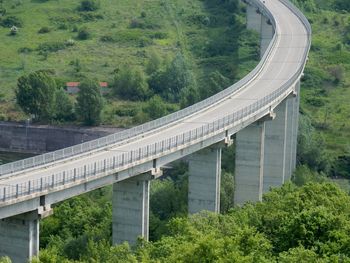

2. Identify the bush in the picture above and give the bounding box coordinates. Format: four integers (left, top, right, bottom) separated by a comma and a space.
76, 79, 104, 125
77, 27, 90, 40
37, 41, 66, 53
1, 15, 23, 27
79, 12, 103, 21
16, 71, 57, 120
78, 0, 100, 12
112, 66, 149, 101
38, 26, 50, 34
100, 35, 114, 42
144, 95, 167, 119
17, 47, 33, 53
54, 88, 75, 122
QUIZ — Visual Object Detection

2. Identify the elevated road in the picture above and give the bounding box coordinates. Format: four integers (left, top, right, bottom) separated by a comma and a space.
0, 1, 311, 261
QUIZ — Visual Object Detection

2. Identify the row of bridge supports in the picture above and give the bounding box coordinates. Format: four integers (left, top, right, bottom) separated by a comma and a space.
0, 4, 299, 262
110, 88, 300, 248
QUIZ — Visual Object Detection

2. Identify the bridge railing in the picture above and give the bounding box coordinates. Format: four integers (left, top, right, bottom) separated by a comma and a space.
0, 0, 278, 176
0, 75, 301, 203
0, 0, 312, 204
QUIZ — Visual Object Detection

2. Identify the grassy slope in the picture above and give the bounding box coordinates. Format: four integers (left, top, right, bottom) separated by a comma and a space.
0, 0, 258, 124
299, 8, 350, 156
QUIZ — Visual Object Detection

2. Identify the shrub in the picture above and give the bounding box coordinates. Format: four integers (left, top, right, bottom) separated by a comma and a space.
18, 47, 33, 53
144, 95, 167, 119
78, 0, 100, 12
130, 18, 144, 29
77, 27, 90, 40
1, 15, 23, 27
37, 41, 66, 53
100, 35, 114, 42
65, 39, 75, 46
38, 26, 50, 34
113, 66, 149, 101
16, 71, 57, 120
76, 79, 104, 125
79, 12, 103, 21
9, 26, 18, 35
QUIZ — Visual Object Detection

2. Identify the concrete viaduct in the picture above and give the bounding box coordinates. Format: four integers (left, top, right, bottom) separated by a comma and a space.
0, 0, 311, 262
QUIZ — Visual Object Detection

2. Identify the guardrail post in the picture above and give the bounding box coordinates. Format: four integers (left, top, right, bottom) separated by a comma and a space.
104, 159, 106, 172
52, 174, 55, 188
84, 165, 87, 179
94, 162, 97, 175
63, 171, 66, 185
40, 178, 43, 191
16, 184, 19, 198
28, 181, 31, 194
113, 156, 116, 169
74, 168, 77, 182
3, 188, 6, 201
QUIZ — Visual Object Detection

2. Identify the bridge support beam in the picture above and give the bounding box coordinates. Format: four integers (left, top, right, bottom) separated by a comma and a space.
234, 122, 265, 205
0, 211, 39, 263
291, 81, 301, 171
284, 96, 296, 181
188, 146, 221, 214
263, 100, 289, 193
246, 5, 262, 32
112, 174, 150, 246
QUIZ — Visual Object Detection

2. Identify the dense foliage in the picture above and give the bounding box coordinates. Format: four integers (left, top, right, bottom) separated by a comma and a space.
16, 71, 57, 121
29, 180, 350, 262
76, 79, 104, 125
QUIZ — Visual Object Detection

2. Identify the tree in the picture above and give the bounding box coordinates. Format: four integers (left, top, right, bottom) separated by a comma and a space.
113, 66, 149, 101
54, 88, 75, 121
334, 0, 350, 11
144, 95, 167, 119
76, 79, 103, 125
16, 71, 56, 121
148, 53, 198, 103
145, 49, 163, 75
200, 71, 230, 99
78, 0, 100, 11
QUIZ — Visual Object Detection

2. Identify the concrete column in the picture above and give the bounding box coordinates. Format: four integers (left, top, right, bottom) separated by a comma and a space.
291, 81, 301, 170
263, 100, 288, 193
246, 4, 262, 32
260, 16, 274, 58
284, 97, 295, 181
113, 174, 150, 246
188, 146, 221, 214
0, 211, 39, 263
234, 122, 265, 205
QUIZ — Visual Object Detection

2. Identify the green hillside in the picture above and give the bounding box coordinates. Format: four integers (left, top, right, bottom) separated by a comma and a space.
0, 0, 258, 123
289, 0, 350, 177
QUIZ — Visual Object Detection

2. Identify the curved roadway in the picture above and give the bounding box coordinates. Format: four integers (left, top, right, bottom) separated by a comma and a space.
0, 0, 310, 206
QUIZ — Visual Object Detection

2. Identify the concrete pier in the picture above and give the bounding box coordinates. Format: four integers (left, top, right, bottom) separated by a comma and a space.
260, 16, 274, 58
291, 81, 301, 170
247, 5, 262, 32
188, 147, 222, 214
263, 100, 288, 193
0, 211, 39, 263
234, 122, 265, 205
112, 174, 150, 246
284, 96, 296, 181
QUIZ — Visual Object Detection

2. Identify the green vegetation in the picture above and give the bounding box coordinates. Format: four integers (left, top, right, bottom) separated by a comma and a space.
76, 79, 104, 125
0, 0, 258, 125
16, 71, 57, 121
290, 0, 350, 178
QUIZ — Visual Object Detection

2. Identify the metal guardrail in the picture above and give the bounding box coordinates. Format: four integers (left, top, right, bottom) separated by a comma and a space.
0, 0, 311, 203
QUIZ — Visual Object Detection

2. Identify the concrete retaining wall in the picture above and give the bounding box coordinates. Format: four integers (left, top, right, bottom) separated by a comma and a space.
0, 121, 122, 154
